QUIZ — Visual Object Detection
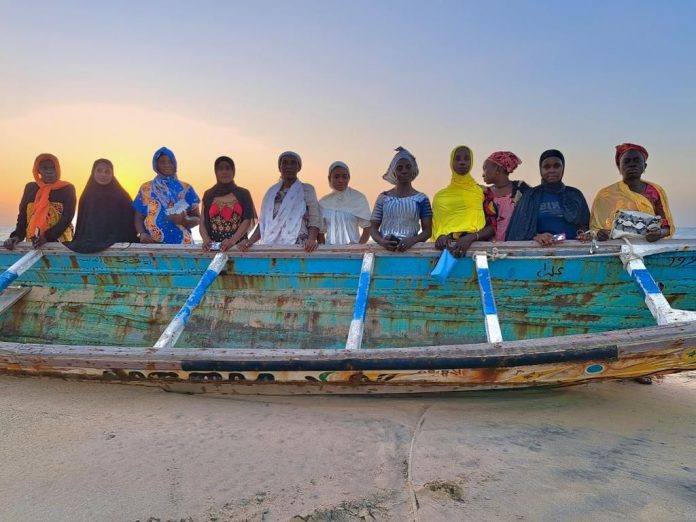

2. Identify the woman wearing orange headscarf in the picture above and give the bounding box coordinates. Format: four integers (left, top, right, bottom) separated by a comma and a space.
3, 154, 76, 250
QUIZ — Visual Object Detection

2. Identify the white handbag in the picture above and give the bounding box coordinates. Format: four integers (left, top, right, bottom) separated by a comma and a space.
610, 210, 662, 239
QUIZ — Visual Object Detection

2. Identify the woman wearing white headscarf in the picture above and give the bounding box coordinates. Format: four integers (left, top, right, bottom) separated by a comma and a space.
239, 151, 321, 252
371, 147, 432, 252
319, 161, 372, 245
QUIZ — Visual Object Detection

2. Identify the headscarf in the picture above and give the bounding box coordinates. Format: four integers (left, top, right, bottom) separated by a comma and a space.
149, 146, 188, 213
539, 149, 565, 168
65, 159, 137, 253
506, 149, 589, 240
431, 145, 486, 238
615, 143, 648, 167
382, 146, 419, 185
206, 155, 237, 202
328, 161, 350, 178
278, 151, 302, 171
487, 151, 522, 174
28, 153, 73, 237
152, 146, 178, 173
319, 161, 372, 222
215, 155, 235, 172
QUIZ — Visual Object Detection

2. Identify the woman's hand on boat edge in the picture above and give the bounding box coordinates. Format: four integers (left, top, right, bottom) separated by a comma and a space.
31, 234, 47, 249
303, 237, 318, 253
396, 237, 418, 252
646, 228, 668, 242
138, 232, 156, 244
448, 234, 475, 258
596, 229, 610, 241
434, 234, 449, 250
3, 237, 19, 250
533, 233, 556, 247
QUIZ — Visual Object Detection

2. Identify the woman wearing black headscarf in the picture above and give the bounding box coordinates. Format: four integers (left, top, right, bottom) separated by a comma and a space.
65, 159, 137, 253
506, 149, 590, 246
200, 156, 256, 251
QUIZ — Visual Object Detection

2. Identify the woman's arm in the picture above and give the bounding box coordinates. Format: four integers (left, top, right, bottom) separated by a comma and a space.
397, 217, 432, 252
221, 219, 252, 251
359, 226, 371, 244
370, 220, 398, 251
167, 207, 200, 229
303, 185, 321, 253
238, 226, 260, 251
184, 206, 200, 228
370, 195, 397, 251
199, 202, 211, 250
134, 211, 156, 243
4, 184, 33, 249
645, 227, 669, 242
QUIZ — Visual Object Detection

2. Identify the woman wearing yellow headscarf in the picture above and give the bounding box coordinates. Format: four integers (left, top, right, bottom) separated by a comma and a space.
432, 146, 494, 257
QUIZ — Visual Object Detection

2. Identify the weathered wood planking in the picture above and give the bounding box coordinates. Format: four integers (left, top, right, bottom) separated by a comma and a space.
0, 239, 694, 395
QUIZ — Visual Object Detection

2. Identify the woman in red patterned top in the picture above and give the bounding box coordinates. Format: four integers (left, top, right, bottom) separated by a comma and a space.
200, 156, 255, 251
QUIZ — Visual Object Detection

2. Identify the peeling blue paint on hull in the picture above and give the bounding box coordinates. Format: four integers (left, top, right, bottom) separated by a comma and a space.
0, 240, 694, 393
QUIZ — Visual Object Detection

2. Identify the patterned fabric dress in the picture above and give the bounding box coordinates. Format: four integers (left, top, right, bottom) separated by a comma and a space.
371, 192, 432, 240
133, 179, 200, 244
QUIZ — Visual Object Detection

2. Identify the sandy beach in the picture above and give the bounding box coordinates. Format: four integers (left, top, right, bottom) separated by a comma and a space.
1, 373, 694, 521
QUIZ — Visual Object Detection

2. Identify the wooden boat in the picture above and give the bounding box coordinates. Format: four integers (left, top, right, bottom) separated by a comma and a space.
1, 239, 695, 394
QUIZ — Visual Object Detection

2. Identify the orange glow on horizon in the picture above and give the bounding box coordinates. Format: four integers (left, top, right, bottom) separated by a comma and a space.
1, 102, 695, 228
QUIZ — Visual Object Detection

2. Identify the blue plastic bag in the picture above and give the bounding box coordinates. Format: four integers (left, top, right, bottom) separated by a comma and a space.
430, 249, 458, 281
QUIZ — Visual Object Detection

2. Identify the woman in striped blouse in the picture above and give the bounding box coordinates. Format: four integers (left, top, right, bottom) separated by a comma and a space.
371, 147, 432, 252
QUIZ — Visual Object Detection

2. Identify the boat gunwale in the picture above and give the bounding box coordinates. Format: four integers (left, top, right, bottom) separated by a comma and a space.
0, 239, 646, 259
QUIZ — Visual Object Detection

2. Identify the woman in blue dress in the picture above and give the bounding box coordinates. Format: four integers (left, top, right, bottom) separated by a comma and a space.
133, 147, 201, 244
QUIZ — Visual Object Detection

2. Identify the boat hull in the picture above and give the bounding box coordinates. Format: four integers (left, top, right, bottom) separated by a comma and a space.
1, 240, 695, 394
1, 321, 694, 394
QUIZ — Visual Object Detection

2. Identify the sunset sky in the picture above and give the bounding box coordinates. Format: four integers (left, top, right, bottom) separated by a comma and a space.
1, 1, 695, 227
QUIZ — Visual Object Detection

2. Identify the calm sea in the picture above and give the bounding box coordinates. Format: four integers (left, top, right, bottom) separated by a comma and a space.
2, 226, 695, 242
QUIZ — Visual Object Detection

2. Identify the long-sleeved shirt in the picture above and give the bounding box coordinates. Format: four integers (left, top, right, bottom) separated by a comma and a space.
10, 182, 76, 241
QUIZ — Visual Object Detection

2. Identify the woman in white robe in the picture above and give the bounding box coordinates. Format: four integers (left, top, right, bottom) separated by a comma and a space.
318, 161, 371, 245
239, 151, 320, 252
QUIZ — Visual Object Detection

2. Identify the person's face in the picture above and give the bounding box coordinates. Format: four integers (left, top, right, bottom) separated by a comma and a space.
482, 159, 505, 185
38, 160, 57, 183
452, 147, 472, 175
156, 154, 175, 176
619, 149, 646, 181
93, 162, 113, 185
215, 161, 235, 184
540, 156, 564, 184
395, 158, 414, 183
279, 155, 300, 181
329, 167, 350, 191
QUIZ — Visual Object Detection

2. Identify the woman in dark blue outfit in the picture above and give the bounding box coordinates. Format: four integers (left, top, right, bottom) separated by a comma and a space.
506, 149, 590, 246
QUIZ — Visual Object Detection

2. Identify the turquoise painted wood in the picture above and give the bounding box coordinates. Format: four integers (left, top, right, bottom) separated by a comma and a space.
1, 242, 695, 351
